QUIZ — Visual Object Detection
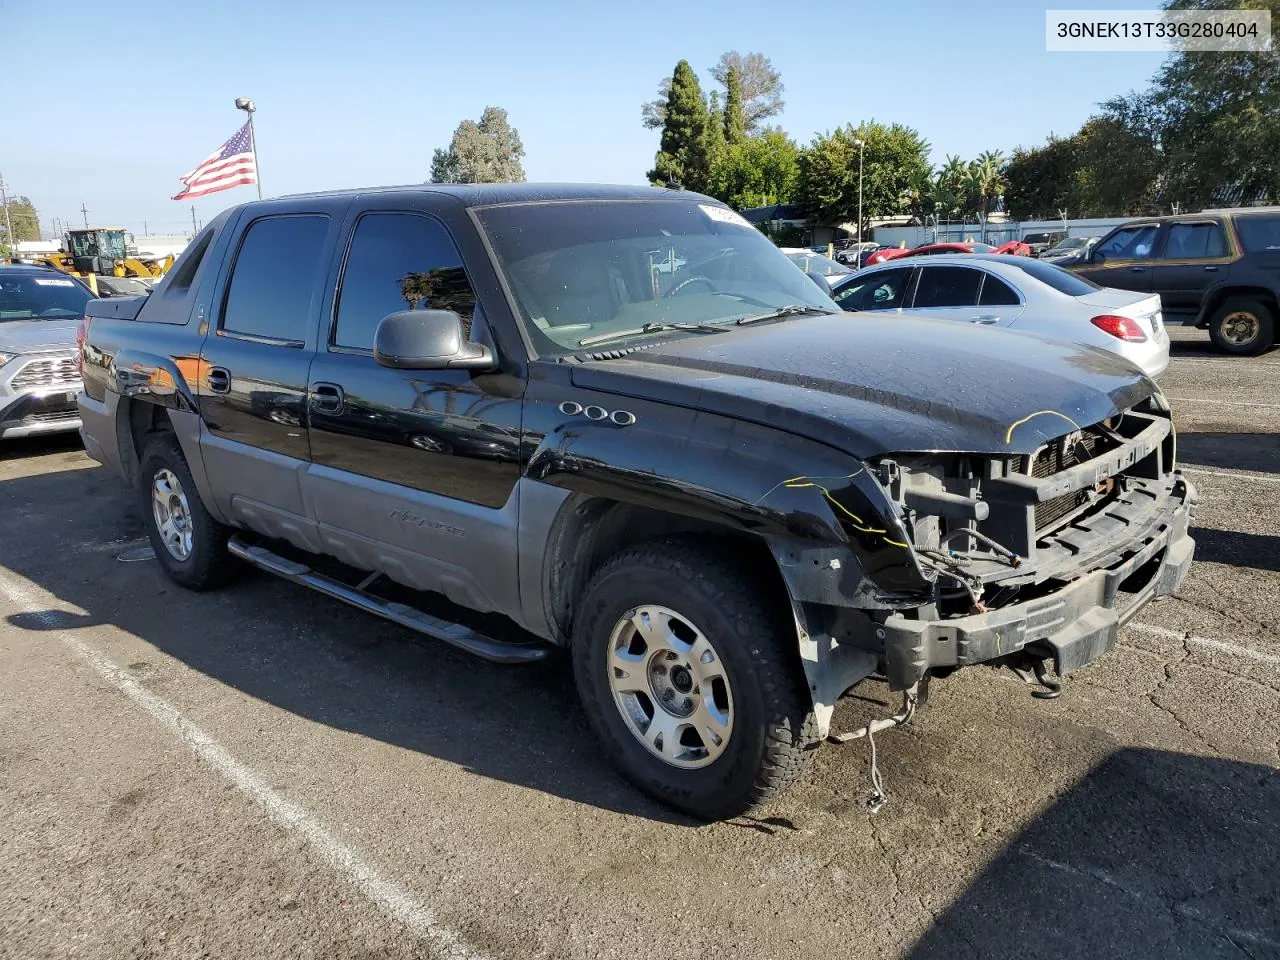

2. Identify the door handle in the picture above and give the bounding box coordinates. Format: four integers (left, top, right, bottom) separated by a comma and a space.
971, 315, 999, 324
310, 382, 345, 415
207, 366, 231, 394
1204, 265, 1219, 272
1129, 266, 1146, 273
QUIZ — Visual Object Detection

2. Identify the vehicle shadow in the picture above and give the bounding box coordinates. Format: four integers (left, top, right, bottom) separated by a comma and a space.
908, 748, 1280, 960
1177, 432, 1280, 475
0, 463, 693, 825
1191, 527, 1280, 574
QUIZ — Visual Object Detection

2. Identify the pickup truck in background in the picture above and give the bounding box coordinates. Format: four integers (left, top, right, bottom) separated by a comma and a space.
1067, 207, 1280, 356
77, 184, 1197, 819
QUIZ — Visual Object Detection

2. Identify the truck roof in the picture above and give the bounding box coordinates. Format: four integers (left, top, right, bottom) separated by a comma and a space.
272, 182, 698, 206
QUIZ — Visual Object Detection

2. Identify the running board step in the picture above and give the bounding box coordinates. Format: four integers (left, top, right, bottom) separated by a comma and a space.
227, 536, 554, 665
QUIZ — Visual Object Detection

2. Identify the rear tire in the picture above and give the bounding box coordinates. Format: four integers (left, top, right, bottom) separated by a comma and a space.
1208, 297, 1274, 355
572, 539, 818, 820
138, 433, 234, 590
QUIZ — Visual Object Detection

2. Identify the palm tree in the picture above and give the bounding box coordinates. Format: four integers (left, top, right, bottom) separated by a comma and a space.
965, 150, 1007, 241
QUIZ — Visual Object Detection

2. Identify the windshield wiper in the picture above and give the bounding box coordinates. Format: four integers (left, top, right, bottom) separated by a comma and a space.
578, 322, 727, 348
735, 305, 833, 326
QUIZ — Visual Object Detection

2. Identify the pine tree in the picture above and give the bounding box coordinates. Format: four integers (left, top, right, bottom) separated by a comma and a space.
647, 60, 710, 190
723, 66, 746, 146
706, 91, 727, 170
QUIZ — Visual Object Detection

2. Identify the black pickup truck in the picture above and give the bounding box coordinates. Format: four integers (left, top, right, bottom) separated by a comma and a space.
77, 184, 1196, 819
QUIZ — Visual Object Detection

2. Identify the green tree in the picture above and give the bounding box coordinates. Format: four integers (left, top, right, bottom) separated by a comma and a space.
932, 154, 972, 219
642, 50, 784, 134
429, 106, 526, 184
1071, 112, 1162, 216
2, 196, 40, 245
1003, 138, 1079, 220
723, 65, 747, 145
706, 90, 727, 169
798, 122, 931, 231
1147, 0, 1280, 207
647, 60, 711, 190
706, 130, 801, 209
965, 150, 1006, 222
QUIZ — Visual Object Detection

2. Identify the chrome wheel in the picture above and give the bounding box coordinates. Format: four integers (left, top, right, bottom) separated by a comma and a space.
151, 468, 193, 561
1220, 311, 1261, 346
607, 604, 734, 769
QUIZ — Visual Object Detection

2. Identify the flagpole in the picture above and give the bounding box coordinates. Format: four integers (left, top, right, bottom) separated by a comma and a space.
235, 97, 262, 200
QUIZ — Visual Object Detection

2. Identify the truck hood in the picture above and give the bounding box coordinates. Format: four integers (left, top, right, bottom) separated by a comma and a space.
0, 318, 78, 354
570, 313, 1158, 458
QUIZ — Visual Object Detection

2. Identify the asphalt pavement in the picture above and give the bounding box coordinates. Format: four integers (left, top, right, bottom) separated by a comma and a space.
1, 324, 1277, 960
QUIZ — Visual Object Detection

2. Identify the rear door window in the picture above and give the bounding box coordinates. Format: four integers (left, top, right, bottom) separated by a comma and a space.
220, 215, 330, 345
832, 267, 914, 310
1163, 222, 1228, 259
912, 267, 983, 308
1235, 215, 1280, 253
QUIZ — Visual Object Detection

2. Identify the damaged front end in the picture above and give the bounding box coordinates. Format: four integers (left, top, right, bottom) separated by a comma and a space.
769, 394, 1198, 735
877, 394, 1197, 692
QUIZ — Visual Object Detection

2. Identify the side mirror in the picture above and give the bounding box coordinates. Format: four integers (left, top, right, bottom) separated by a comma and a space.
373, 310, 496, 371
806, 271, 831, 294
1091, 250, 1107, 264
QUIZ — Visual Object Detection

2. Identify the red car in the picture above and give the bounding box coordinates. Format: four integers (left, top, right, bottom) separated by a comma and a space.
864, 240, 1031, 266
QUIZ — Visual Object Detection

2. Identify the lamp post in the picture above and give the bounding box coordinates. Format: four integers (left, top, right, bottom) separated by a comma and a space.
235, 97, 263, 200
852, 138, 865, 245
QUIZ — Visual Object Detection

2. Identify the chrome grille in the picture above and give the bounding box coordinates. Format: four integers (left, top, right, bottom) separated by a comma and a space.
11, 355, 80, 390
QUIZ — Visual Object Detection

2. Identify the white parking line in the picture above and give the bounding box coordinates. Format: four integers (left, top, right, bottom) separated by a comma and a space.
1165, 397, 1280, 409
0, 571, 488, 960
1129, 621, 1280, 668
1179, 467, 1280, 485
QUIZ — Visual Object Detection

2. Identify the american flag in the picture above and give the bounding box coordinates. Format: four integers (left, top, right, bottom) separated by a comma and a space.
172, 121, 257, 200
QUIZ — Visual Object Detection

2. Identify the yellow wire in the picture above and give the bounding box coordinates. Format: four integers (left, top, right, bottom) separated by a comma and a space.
1003, 409, 1081, 445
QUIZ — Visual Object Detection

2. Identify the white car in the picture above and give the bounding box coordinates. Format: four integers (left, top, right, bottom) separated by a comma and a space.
780, 248, 854, 287
828, 254, 1169, 378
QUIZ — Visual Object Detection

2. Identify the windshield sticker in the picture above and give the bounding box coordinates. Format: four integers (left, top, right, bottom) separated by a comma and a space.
699, 204, 753, 229
33, 278, 76, 287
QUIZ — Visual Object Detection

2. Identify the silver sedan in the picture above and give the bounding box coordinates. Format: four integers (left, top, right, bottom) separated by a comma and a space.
828, 253, 1170, 377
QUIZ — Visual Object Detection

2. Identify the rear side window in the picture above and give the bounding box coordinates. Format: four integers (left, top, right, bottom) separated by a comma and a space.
165, 226, 214, 294
978, 274, 1020, 305
221, 216, 329, 344
832, 267, 914, 310
1164, 222, 1228, 259
913, 267, 983, 308
333, 212, 476, 351
1235, 215, 1280, 252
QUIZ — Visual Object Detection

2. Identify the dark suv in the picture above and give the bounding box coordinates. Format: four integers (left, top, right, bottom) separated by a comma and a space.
1068, 207, 1280, 355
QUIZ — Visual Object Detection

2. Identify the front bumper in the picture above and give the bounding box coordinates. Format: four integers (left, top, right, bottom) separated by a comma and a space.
881, 475, 1197, 688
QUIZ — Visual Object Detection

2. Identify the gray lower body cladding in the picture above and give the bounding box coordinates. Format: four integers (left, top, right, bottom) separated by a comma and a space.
881, 475, 1197, 688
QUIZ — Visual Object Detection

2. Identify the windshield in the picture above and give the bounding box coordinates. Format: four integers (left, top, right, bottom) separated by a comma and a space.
477, 200, 837, 357
968, 243, 996, 253
0, 273, 93, 320
69, 229, 128, 262
1047, 237, 1089, 252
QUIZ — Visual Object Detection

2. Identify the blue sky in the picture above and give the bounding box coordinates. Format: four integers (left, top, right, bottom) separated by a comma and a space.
4, 1, 1165, 238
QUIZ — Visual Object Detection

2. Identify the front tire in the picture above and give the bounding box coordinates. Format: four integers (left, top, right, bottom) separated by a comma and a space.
138, 433, 234, 590
572, 539, 818, 820
1208, 297, 1275, 355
